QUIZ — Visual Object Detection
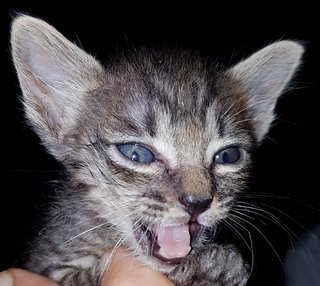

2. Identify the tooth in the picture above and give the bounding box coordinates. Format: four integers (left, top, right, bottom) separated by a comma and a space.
159, 247, 169, 259
177, 246, 191, 257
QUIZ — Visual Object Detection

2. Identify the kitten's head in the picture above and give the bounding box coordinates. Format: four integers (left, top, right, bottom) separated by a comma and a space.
11, 16, 303, 271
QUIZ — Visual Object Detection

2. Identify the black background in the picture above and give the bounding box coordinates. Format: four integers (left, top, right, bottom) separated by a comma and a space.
1, 2, 319, 285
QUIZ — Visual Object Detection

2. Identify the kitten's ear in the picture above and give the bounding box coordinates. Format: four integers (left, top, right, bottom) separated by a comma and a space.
229, 40, 304, 143
11, 15, 106, 156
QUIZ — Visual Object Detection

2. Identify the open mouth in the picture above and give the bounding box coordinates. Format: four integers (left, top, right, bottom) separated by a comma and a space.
137, 222, 203, 265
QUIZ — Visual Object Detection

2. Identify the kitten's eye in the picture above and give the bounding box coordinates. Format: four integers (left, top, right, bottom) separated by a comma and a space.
214, 146, 241, 164
117, 143, 155, 164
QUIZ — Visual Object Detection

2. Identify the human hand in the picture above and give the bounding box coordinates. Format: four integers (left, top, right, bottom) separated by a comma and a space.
0, 247, 174, 286
100, 247, 174, 286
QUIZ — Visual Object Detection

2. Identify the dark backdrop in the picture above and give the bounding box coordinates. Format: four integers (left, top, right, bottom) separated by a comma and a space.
1, 2, 319, 285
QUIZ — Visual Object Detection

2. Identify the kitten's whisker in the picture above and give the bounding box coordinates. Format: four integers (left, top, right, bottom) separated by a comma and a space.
225, 215, 255, 281
236, 203, 290, 231
46, 221, 112, 259
237, 203, 297, 247
243, 193, 320, 215
231, 212, 287, 282
233, 207, 295, 249
138, 225, 151, 248
224, 218, 253, 255
239, 200, 319, 240
246, 229, 255, 281
98, 236, 126, 284
62, 222, 110, 245
99, 218, 144, 283
238, 204, 320, 265
50, 208, 135, 258
234, 201, 320, 276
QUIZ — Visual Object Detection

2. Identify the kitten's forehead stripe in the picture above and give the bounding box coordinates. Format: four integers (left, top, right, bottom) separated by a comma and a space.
106, 49, 252, 167
94, 50, 254, 169
110, 49, 219, 123
144, 104, 157, 137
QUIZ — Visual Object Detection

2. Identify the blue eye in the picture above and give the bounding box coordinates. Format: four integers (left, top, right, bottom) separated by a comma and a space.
117, 143, 155, 164
214, 146, 241, 164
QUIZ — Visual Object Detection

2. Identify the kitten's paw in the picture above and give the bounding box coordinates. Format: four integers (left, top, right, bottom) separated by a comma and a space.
167, 252, 199, 286
168, 245, 248, 286
48, 265, 99, 286
194, 245, 249, 286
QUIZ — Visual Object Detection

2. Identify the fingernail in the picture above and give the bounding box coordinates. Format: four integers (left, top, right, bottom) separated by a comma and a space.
0, 271, 13, 286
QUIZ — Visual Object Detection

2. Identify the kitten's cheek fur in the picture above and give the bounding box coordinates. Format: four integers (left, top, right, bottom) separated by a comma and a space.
197, 203, 229, 227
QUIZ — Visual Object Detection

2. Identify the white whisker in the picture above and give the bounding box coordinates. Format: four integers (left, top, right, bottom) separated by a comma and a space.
98, 236, 126, 284
239, 200, 319, 240
225, 214, 256, 281
99, 218, 144, 283
231, 211, 288, 284
224, 218, 253, 254
63, 222, 110, 245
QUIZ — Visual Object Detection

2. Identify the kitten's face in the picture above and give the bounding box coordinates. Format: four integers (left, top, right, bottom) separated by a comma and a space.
67, 55, 253, 268
11, 16, 303, 271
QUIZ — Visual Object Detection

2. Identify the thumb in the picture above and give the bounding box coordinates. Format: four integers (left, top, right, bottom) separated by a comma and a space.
0, 268, 59, 286
100, 247, 175, 286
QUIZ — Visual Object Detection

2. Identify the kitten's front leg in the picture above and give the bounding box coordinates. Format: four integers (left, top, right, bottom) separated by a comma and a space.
49, 262, 100, 286
168, 244, 249, 286
25, 229, 107, 286
27, 253, 101, 286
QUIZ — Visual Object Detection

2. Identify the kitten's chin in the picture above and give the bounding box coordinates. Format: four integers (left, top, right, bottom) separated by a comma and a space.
136, 221, 203, 265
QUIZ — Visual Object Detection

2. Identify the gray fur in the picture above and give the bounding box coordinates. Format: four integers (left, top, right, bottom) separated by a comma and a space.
11, 15, 303, 286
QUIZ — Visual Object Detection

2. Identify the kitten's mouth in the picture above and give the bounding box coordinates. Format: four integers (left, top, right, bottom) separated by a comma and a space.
139, 222, 202, 265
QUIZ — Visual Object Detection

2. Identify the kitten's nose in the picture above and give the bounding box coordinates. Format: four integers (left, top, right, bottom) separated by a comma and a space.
178, 194, 212, 220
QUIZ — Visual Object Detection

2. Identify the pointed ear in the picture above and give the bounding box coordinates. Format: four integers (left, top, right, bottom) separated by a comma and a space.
11, 15, 106, 156
229, 40, 304, 143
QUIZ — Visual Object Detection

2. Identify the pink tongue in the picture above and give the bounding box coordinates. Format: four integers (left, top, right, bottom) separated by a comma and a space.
152, 224, 191, 259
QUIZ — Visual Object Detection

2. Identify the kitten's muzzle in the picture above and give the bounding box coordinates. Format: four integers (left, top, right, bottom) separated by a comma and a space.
135, 193, 213, 265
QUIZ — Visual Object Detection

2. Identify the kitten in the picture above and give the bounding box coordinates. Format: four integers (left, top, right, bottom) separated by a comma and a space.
11, 15, 303, 286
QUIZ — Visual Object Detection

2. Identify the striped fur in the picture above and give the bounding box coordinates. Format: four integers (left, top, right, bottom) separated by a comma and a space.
11, 15, 303, 285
